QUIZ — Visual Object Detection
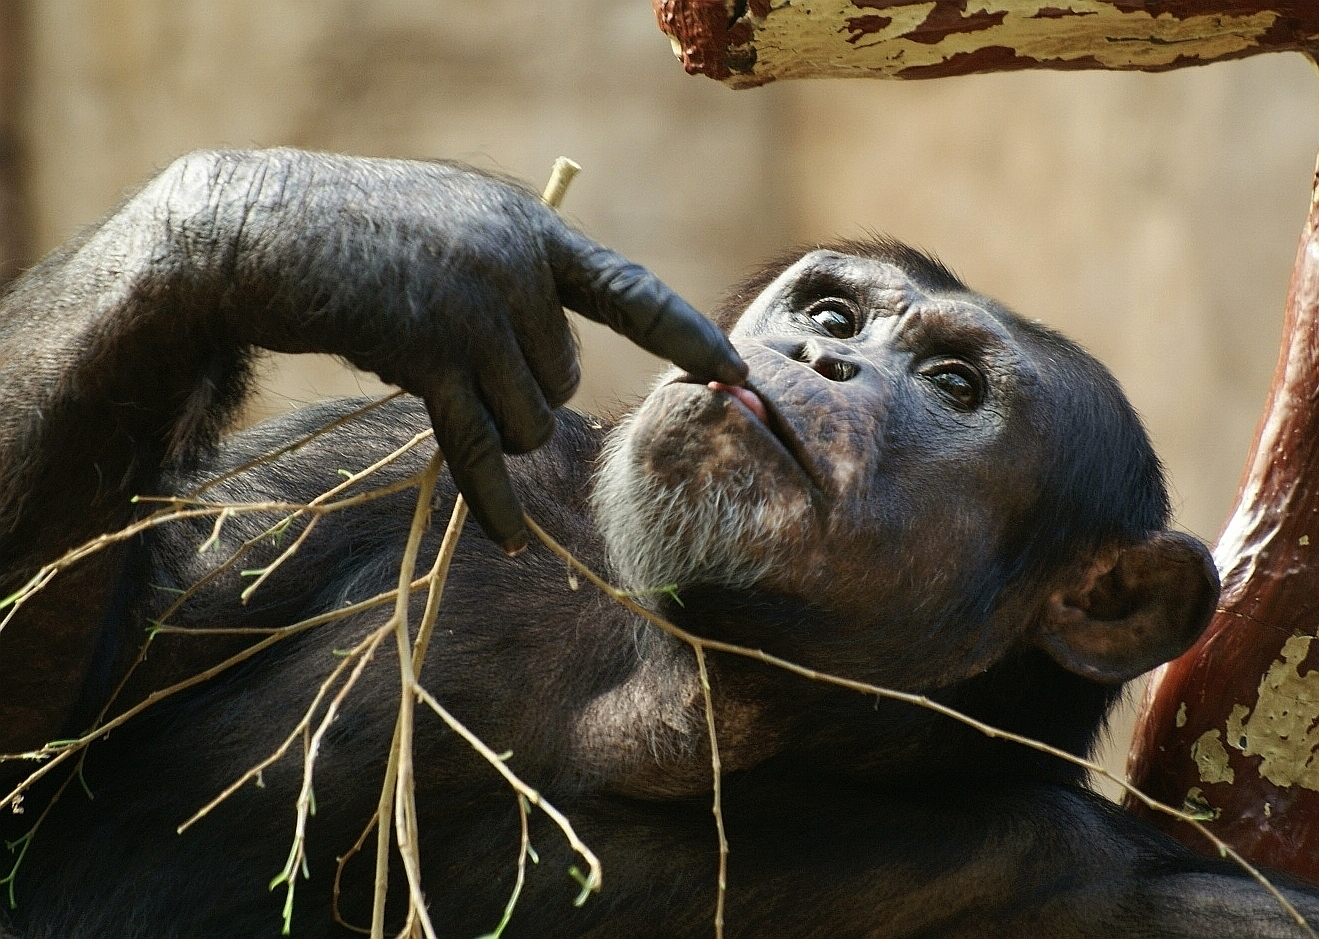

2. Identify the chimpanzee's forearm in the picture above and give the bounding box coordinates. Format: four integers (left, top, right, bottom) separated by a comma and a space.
2, 158, 249, 576
0, 152, 287, 752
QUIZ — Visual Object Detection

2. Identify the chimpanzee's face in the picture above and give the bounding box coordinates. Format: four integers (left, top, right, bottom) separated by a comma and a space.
593, 250, 1055, 665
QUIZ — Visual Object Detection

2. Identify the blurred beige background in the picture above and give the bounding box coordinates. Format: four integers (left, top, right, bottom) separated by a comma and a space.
3, 0, 1317, 793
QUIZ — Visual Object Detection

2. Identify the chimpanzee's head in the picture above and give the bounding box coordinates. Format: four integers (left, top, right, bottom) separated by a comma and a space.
592, 239, 1218, 689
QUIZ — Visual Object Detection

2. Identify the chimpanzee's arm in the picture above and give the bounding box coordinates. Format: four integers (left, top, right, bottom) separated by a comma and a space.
0, 148, 744, 753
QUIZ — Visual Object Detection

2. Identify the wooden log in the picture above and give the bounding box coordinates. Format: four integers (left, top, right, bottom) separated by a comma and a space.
1124, 147, 1319, 877
653, 1, 1319, 87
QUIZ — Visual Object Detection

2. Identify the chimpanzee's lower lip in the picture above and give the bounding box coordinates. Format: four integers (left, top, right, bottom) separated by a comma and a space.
707, 381, 767, 423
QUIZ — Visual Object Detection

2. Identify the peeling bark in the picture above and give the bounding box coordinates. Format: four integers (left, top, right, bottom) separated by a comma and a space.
653, 0, 1319, 87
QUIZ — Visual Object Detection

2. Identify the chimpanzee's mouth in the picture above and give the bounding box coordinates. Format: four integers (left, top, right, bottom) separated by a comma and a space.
670, 375, 827, 497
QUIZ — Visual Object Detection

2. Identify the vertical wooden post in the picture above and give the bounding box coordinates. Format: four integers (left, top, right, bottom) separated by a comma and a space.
1127, 117, 1319, 878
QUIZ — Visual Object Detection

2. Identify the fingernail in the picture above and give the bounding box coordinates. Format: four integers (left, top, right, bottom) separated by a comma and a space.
501, 534, 529, 557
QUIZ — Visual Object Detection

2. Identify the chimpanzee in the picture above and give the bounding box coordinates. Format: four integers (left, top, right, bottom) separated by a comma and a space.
0, 149, 1313, 938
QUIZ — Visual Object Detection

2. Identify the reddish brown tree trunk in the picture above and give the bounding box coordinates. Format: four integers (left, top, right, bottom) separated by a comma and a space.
1125, 144, 1319, 877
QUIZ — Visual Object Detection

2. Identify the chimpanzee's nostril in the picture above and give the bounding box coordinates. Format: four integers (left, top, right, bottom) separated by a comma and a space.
780, 339, 858, 380
813, 358, 858, 382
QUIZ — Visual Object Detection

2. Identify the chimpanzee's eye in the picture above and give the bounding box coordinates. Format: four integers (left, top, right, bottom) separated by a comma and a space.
919, 360, 984, 410
808, 301, 858, 339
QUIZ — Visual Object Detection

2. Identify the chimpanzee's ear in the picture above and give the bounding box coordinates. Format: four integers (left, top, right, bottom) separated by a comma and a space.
1035, 531, 1220, 683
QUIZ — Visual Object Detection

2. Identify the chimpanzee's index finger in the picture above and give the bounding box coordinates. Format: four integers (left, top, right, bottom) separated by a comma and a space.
548, 226, 748, 386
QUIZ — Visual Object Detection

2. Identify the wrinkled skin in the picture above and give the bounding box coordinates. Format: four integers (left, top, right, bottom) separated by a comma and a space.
0, 152, 1313, 938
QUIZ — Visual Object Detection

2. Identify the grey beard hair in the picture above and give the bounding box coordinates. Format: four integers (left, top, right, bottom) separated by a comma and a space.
592, 413, 791, 594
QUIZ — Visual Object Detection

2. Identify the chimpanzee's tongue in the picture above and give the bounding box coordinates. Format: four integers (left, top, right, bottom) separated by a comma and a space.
707, 381, 768, 424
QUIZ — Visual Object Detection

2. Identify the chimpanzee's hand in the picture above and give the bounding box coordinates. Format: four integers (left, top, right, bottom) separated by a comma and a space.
169, 150, 746, 552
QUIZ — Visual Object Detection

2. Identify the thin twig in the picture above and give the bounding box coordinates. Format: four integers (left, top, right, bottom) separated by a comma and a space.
76, 430, 440, 755
239, 429, 434, 604
0, 576, 432, 807
188, 391, 407, 498
241, 515, 322, 602
387, 450, 446, 939
483, 794, 533, 939
155, 429, 434, 624
412, 495, 468, 671
333, 808, 379, 935
359, 493, 470, 937
269, 622, 392, 932
0, 766, 80, 909
140, 473, 427, 513
692, 644, 727, 939
177, 620, 392, 833
370, 716, 403, 939
354, 491, 470, 938
0, 479, 428, 633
